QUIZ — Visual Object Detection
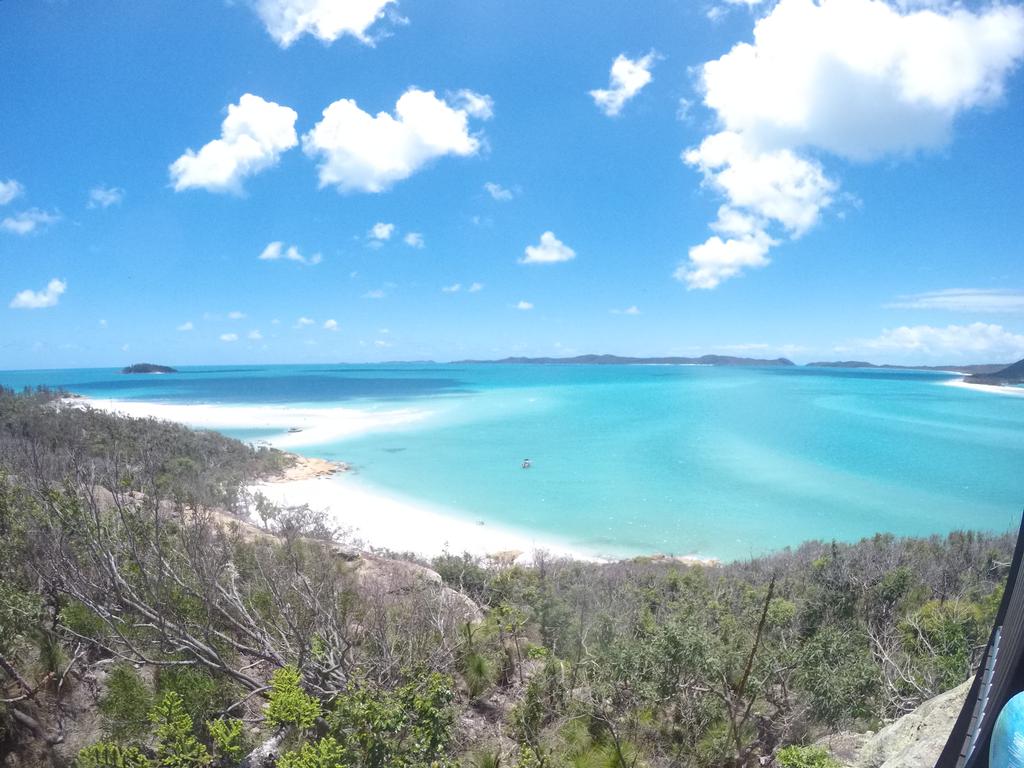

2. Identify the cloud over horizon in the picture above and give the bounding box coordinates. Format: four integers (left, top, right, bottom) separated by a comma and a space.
302, 88, 492, 193
590, 52, 657, 116
677, 0, 1024, 290
2, 208, 60, 236
887, 288, 1024, 313
249, 0, 398, 48
10, 278, 66, 309
259, 241, 322, 265
856, 322, 1024, 358
521, 231, 576, 264
170, 94, 298, 193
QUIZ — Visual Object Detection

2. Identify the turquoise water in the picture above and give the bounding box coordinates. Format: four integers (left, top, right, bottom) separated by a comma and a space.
3, 363, 1022, 560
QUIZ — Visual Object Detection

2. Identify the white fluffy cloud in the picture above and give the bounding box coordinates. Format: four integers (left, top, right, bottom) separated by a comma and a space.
675, 232, 775, 290
404, 232, 424, 248
302, 88, 492, 193
296, 316, 316, 326
259, 241, 322, 265
0, 179, 24, 205
323, 319, 339, 331
251, 0, 397, 48
678, 0, 1024, 289
521, 231, 576, 264
170, 94, 298, 193
516, 300, 534, 310
703, 0, 1024, 160
10, 278, 66, 309
369, 222, 395, 240
228, 310, 246, 320
2, 209, 60, 235
220, 333, 239, 342
686, 132, 835, 237
590, 52, 657, 116
887, 289, 1024, 313
858, 322, 1024, 357
442, 283, 462, 293
177, 321, 194, 332
88, 185, 124, 209
468, 282, 483, 293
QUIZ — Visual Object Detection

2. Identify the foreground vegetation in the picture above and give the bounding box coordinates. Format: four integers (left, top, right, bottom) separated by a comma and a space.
0, 387, 1010, 767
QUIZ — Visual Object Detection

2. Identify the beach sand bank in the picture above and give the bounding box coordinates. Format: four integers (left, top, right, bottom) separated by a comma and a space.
77, 397, 432, 449
77, 396, 720, 565
250, 471, 603, 563
942, 379, 1024, 397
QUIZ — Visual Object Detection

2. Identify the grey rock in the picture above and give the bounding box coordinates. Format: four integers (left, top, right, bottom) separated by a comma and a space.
851, 678, 972, 768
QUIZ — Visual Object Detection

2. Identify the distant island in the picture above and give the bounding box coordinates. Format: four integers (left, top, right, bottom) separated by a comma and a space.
454, 354, 796, 366
806, 360, 1009, 374
965, 358, 1024, 386
121, 363, 178, 374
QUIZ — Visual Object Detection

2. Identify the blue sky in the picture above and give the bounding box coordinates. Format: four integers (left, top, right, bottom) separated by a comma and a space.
2, 0, 1024, 368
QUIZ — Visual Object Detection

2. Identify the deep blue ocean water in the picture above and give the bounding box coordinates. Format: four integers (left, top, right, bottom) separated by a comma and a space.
3, 363, 1022, 560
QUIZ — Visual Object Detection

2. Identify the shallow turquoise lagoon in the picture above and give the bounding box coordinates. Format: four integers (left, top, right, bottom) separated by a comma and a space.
3, 363, 1022, 560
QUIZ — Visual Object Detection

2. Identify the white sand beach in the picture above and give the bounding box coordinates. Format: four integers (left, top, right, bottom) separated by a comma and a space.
77, 396, 606, 563
942, 379, 1024, 397
250, 472, 600, 563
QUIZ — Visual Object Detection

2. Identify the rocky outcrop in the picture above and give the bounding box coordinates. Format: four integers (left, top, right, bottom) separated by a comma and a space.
820, 678, 971, 768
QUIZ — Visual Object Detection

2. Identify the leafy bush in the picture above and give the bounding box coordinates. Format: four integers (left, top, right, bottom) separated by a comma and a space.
776, 745, 839, 768
149, 691, 210, 767
277, 736, 346, 768
327, 672, 456, 768
207, 718, 245, 763
76, 742, 151, 768
99, 664, 153, 741
265, 665, 320, 731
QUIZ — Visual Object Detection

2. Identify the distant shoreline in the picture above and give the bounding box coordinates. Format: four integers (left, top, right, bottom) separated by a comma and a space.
941, 378, 1024, 397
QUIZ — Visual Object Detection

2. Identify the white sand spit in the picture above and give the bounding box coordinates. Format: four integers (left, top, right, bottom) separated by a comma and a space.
250, 474, 601, 563
76, 398, 432, 448
941, 379, 1024, 397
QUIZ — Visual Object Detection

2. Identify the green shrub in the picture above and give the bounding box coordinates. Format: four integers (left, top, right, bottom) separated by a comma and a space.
327, 672, 456, 768
265, 665, 320, 731
149, 691, 210, 767
99, 665, 153, 741
76, 743, 151, 768
207, 718, 245, 763
277, 736, 346, 768
156, 666, 225, 727
776, 745, 839, 768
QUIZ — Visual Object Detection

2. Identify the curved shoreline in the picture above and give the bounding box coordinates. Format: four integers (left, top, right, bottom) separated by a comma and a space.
942, 378, 1024, 397
250, 470, 609, 563
76, 396, 718, 566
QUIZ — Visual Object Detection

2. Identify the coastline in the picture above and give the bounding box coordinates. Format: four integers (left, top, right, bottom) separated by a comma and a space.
77, 396, 720, 565
75, 397, 433, 448
250, 469, 606, 563
942, 378, 1024, 397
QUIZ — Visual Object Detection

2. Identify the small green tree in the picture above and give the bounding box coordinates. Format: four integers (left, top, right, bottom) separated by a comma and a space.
207, 718, 245, 764
776, 745, 839, 768
265, 665, 321, 731
277, 736, 346, 768
99, 665, 153, 741
76, 743, 152, 768
150, 691, 210, 767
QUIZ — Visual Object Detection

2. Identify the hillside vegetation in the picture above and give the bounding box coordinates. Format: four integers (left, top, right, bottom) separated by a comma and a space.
0, 387, 1011, 768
